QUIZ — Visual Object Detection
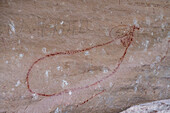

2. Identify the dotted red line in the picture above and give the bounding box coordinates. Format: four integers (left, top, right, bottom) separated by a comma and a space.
76, 89, 106, 107
26, 25, 139, 98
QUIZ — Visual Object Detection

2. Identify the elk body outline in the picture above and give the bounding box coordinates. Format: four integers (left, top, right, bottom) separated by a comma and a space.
26, 25, 139, 97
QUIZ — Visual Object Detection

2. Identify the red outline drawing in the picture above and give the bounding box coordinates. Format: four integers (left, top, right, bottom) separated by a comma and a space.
26, 25, 140, 106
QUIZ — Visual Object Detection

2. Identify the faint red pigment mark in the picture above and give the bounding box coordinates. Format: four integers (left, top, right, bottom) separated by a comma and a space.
26, 25, 139, 104
160, 40, 170, 62
76, 89, 105, 107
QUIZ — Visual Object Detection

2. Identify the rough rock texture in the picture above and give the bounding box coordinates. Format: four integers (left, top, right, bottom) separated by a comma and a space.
0, 0, 170, 113
121, 99, 170, 113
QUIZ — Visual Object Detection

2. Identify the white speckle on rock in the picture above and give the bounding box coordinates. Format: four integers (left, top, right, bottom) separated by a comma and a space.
60, 21, 64, 25
105, 28, 109, 36
146, 40, 149, 44
45, 70, 50, 77
69, 91, 72, 95
62, 80, 68, 88
2, 92, 6, 96
134, 75, 142, 93
40, 22, 43, 25
154, 70, 159, 76
153, 69, 157, 75
109, 82, 113, 87
155, 18, 158, 22
167, 85, 170, 88
84, 51, 90, 56
140, 61, 144, 65
31, 35, 34, 39
157, 66, 161, 70
150, 63, 155, 69
19, 54, 24, 58
12, 47, 15, 50
57, 66, 61, 71
156, 56, 161, 62
18, 40, 21, 44
129, 56, 134, 62
136, 75, 142, 84
98, 84, 101, 88
78, 21, 81, 27
54, 107, 60, 113
105, 96, 114, 108
32, 93, 38, 100
161, 23, 165, 29
136, 10, 139, 13
5, 60, 8, 64
58, 29, 62, 34
89, 70, 94, 74
102, 48, 106, 54
103, 68, 108, 73
21, 95, 25, 99
148, 52, 151, 55
15, 80, 21, 87
159, 13, 164, 20
156, 37, 161, 42
146, 17, 151, 26
24, 47, 28, 51
144, 40, 149, 51
50, 24, 54, 28
18, 10, 22, 12
133, 18, 139, 27
42, 47, 47, 53
139, 28, 144, 33
134, 85, 138, 92
9, 20, 15, 34
11, 88, 15, 91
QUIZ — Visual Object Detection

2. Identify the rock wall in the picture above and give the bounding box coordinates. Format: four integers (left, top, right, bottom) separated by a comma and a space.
0, 0, 170, 113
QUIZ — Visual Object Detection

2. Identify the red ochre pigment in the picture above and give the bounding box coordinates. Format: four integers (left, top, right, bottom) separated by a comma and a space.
26, 25, 139, 106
